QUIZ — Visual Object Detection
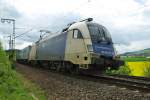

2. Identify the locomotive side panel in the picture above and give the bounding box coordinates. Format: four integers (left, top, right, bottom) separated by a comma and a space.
20, 46, 31, 60
36, 32, 67, 61
29, 44, 37, 60
16, 50, 21, 60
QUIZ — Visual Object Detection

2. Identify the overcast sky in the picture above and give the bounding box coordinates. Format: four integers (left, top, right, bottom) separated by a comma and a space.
0, 0, 150, 53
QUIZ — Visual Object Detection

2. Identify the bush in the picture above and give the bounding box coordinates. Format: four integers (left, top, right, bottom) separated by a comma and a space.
144, 64, 150, 77
106, 65, 131, 75
0, 42, 34, 100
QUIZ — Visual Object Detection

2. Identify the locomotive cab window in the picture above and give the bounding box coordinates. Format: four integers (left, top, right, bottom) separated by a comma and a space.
73, 29, 83, 39
88, 23, 112, 43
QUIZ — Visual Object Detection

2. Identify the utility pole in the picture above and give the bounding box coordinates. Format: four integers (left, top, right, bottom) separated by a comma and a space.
8, 35, 12, 50
12, 19, 15, 50
1, 18, 15, 50
1, 18, 16, 61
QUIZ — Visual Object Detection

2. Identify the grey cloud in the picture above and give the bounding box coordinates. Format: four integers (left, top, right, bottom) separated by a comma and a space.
142, 9, 150, 22
2, 7, 21, 18
0, 0, 21, 38
0, 23, 12, 36
0, 0, 21, 18
15, 12, 81, 43
34, 12, 81, 32
109, 24, 150, 46
134, 0, 146, 5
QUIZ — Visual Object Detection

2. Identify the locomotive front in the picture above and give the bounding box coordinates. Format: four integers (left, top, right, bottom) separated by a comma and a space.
87, 22, 123, 70
65, 18, 124, 72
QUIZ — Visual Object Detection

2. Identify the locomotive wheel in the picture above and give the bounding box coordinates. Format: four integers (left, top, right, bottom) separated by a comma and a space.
31, 61, 37, 67
70, 65, 79, 75
56, 64, 62, 72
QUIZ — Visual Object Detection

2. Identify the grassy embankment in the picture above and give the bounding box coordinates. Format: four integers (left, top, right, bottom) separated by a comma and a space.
123, 57, 150, 62
106, 57, 150, 77
0, 42, 46, 100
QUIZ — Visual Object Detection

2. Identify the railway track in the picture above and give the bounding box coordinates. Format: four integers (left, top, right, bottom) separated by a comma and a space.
16, 63, 150, 99
16, 63, 150, 92
84, 74, 150, 92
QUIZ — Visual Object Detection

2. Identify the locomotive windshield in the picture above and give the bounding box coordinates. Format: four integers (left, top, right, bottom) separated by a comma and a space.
87, 23, 112, 43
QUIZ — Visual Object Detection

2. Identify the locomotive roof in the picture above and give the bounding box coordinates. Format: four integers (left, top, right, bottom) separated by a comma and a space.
35, 19, 107, 44
68, 21, 105, 30
36, 32, 61, 43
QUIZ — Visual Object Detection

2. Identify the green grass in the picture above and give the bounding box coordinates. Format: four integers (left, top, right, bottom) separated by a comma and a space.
0, 42, 46, 100
122, 57, 150, 62
16, 73, 46, 100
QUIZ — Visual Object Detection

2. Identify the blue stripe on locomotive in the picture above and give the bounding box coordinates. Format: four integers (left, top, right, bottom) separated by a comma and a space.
36, 32, 67, 60
92, 42, 115, 57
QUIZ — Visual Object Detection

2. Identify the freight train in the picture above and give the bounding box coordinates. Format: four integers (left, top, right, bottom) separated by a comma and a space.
16, 18, 124, 74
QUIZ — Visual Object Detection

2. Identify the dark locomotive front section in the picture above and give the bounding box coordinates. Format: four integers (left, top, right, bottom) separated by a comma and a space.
87, 22, 124, 70
16, 18, 124, 74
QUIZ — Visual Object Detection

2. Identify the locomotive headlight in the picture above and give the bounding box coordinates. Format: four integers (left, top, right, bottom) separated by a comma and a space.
87, 44, 93, 52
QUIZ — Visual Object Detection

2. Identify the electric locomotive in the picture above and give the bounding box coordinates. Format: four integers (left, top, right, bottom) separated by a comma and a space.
16, 18, 124, 74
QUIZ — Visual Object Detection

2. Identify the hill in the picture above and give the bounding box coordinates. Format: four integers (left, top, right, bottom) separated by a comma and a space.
122, 48, 150, 57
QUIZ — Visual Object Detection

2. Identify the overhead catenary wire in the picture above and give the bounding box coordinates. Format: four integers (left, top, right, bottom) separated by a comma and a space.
15, 29, 33, 39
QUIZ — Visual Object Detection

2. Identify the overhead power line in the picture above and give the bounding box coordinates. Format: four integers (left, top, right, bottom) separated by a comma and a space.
15, 29, 33, 39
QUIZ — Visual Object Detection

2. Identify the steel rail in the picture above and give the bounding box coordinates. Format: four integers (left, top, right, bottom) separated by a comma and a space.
108, 74, 150, 82
16, 63, 150, 92
87, 74, 150, 92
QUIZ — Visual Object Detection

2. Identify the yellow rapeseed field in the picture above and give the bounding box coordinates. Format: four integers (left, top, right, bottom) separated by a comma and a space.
127, 61, 150, 76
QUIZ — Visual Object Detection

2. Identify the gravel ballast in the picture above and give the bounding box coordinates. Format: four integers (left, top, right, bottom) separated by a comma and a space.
16, 63, 150, 100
